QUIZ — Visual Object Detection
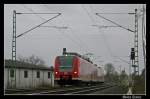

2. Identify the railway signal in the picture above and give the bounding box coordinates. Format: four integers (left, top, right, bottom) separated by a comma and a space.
130, 48, 135, 60
63, 48, 67, 55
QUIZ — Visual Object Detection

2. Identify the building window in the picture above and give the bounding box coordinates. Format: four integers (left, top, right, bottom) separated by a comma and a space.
10, 69, 14, 78
24, 71, 28, 78
48, 72, 51, 78
37, 71, 40, 78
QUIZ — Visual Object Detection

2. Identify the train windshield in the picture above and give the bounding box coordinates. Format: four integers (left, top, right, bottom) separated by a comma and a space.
58, 56, 73, 71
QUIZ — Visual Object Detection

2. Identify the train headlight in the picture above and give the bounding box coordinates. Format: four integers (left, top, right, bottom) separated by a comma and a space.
55, 71, 58, 75
74, 71, 77, 74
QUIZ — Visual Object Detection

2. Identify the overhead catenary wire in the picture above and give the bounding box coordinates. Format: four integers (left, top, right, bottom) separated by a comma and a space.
49, 4, 93, 54
17, 4, 61, 38
83, 5, 122, 63
44, 4, 93, 55
22, 5, 46, 20
22, 5, 86, 51
42, 26, 84, 51
88, 5, 118, 63
81, 5, 103, 57
94, 13, 135, 14
16, 13, 60, 14
113, 56, 130, 64
90, 5, 115, 61
16, 13, 61, 38
60, 16, 91, 54
43, 5, 83, 51
43, 5, 89, 53
81, 4, 96, 24
80, 4, 107, 57
91, 6, 140, 68
57, 28, 85, 50
62, 4, 118, 61
38, 27, 85, 50
92, 25, 120, 29
95, 13, 135, 33
66, 27, 90, 54
94, 9, 139, 66
20, 5, 139, 66
98, 28, 117, 63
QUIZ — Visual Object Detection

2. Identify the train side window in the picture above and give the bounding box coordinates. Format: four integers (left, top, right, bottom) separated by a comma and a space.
37, 71, 40, 78
48, 72, 50, 78
10, 69, 14, 78
24, 70, 28, 78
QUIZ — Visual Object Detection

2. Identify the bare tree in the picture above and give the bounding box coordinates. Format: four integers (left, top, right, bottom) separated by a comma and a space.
17, 54, 45, 66
104, 63, 117, 82
18, 55, 26, 62
104, 63, 115, 75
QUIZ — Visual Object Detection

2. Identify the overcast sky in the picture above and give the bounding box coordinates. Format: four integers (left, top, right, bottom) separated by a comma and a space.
4, 4, 146, 74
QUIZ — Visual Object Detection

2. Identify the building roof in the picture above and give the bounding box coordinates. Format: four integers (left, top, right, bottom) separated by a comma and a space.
4, 60, 53, 71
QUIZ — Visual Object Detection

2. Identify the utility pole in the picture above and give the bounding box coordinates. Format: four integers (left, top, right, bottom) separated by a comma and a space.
95, 10, 140, 75
95, 9, 141, 94
129, 53, 132, 86
10, 10, 17, 88
141, 5, 146, 94
11, 10, 61, 88
128, 9, 140, 94
142, 5, 146, 68
133, 9, 139, 76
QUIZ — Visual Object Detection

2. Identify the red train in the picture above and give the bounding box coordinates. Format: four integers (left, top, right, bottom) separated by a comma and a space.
54, 49, 104, 85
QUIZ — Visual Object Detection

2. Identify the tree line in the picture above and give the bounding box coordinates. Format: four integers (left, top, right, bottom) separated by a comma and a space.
104, 63, 145, 94
17, 54, 45, 66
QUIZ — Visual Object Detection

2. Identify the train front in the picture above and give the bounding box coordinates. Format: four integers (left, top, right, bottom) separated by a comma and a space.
54, 55, 79, 85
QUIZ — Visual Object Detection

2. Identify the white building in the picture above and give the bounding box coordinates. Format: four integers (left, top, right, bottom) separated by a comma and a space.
4, 60, 54, 89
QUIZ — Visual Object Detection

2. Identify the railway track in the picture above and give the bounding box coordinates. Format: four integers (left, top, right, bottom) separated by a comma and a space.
5, 88, 54, 94
5, 85, 79, 94
5, 82, 117, 95
67, 84, 116, 95
29, 82, 117, 95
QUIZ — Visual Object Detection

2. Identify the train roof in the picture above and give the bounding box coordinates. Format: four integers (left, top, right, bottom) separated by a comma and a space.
4, 59, 53, 71
59, 53, 93, 64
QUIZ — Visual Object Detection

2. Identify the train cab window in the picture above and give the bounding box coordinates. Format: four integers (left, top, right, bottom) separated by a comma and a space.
37, 71, 40, 78
10, 69, 14, 78
58, 56, 73, 71
48, 72, 51, 78
24, 70, 28, 78
58, 56, 73, 66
